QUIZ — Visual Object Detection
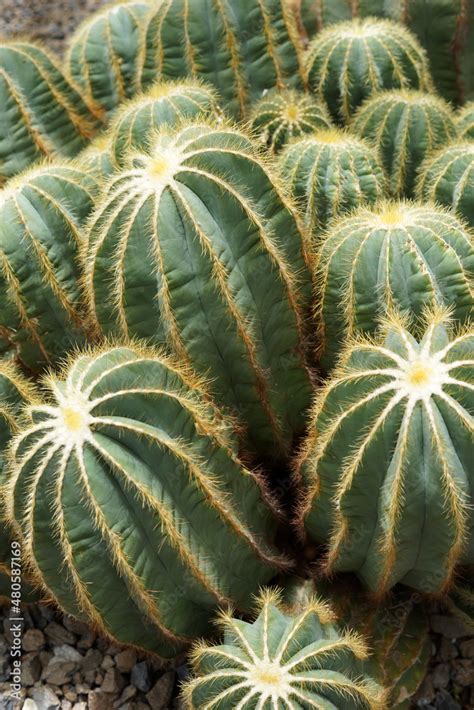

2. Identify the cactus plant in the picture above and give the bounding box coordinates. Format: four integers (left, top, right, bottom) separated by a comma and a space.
352, 90, 458, 198
279, 128, 386, 237
5, 344, 289, 656
85, 121, 313, 460
110, 80, 219, 166
183, 588, 387, 709
296, 309, 474, 594
67, 1, 153, 118
316, 201, 474, 372
249, 88, 332, 152
0, 362, 39, 603
76, 133, 117, 179
0, 41, 102, 183
457, 102, 474, 140
418, 143, 474, 228
0, 162, 101, 369
304, 19, 432, 124
283, 576, 431, 710
142, 0, 304, 119
294, 1, 474, 105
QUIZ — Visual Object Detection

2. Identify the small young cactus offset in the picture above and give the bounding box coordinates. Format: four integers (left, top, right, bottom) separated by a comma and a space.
142, 0, 304, 119
110, 80, 219, 166
67, 1, 153, 117
85, 121, 313, 460
279, 128, 386, 237
352, 90, 458, 198
457, 102, 474, 140
304, 19, 432, 124
5, 345, 289, 655
418, 143, 474, 228
183, 589, 386, 709
296, 310, 474, 594
316, 202, 474, 372
0, 41, 101, 183
248, 88, 332, 153
0, 162, 100, 369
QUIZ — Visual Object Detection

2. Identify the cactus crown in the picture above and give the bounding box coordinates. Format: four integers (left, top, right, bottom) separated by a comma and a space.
249, 88, 332, 152
297, 308, 474, 594
457, 102, 474, 140
184, 589, 386, 709
352, 89, 457, 197
305, 18, 431, 124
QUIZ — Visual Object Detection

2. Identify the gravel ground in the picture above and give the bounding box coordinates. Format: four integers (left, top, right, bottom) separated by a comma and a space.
0, 1, 473, 708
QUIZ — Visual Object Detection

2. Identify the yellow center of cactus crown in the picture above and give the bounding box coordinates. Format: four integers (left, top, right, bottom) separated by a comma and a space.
406, 362, 433, 388
61, 407, 86, 432
249, 660, 292, 696
379, 207, 403, 226
314, 129, 344, 144
285, 104, 300, 122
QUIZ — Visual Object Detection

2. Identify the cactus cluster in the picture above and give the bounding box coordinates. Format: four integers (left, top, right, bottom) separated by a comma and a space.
0, 3, 473, 704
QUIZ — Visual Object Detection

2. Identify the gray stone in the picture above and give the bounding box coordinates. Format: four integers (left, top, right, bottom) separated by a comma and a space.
22, 653, 42, 686
61, 701, 72, 710
23, 629, 46, 652
430, 615, 471, 639
42, 660, 77, 686
53, 645, 83, 664
101, 655, 115, 670
88, 691, 114, 710
23, 701, 38, 710
39, 651, 54, 668
31, 686, 61, 709
130, 661, 151, 692
102, 667, 126, 694
146, 671, 175, 710
76, 630, 95, 650
434, 689, 461, 709
81, 648, 103, 673
459, 638, 474, 658
115, 649, 137, 674
72, 704, 87, 710
438, 637, 458, 662
62, 616, 91, 636
44, 622, 76, 646
115, 686, 137, 707
451, 658, 474, 686
63, 688, 77, 703
432, 663, 450, 689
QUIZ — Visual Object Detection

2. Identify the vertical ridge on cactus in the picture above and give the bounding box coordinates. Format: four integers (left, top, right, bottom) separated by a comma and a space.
0, 40, 102, 183
110, 80, 219, 165
183, 588, 387, 709
0, 162, 101, 368
316, 201, 474, 372
296, 309, 474, 594
142, 0, 304, 119
67, 0, 153, 118
352, 90, 458, 198
279, 127, 386, 237
5, 344, 289, 656
304, 18, 432, 124
249, 88, 332, 152
457, 102, 474, 140
418, 143, 474, 228
85, 121, 313, 460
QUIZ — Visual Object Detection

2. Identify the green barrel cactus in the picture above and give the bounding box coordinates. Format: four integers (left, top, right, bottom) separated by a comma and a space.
85, 121, 313, 460
248, 88, 332, 153
279, 128, 386, 237
0, 41, 102, 183
5, 345, 288, 656
316, 201, 474, 372
110, 80, 219, 166
0, 162, 100, 369
76, 133, 117, 180
0, 363, 40, 604
352, 90, 458, 198
296, 310, 474, 594
67, 1, 153, 118
142, 0, 304, 119
295, 1, 474, 104
418, 143, 474, 228
304, 18, 432, 124
457, 102, 474, 140
283, 577, 431, 710
183, 589, 386, 709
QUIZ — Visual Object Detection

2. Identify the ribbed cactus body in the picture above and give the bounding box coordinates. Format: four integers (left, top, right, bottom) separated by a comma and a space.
110, 81, 218, 165
297, 312, 474, 594
67, 1, 152, 117
0, 41, 101, 183
353, 90, 457, 198
316, 202, 474, 372
76, 134, 117, 180
304, 19, 431, 124
280, 129, 386, 237
249, 88, 332, 153
457, 103, 474, 140
0, 163, 100, 368
142, 0, 303, 119
418, 143, 474, 228
184, 590, 386, 709
86, 123, 312, 460
5, 345, 287, 655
